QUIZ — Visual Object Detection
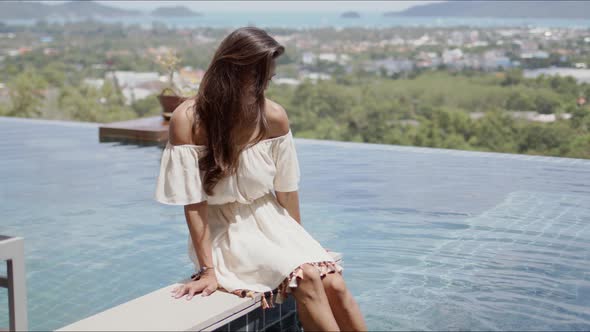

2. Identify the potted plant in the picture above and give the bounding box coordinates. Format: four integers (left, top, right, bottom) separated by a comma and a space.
154, 49, 187, 121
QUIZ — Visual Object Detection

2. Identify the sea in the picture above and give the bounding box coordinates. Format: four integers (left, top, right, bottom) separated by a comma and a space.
2, 11, 590, 29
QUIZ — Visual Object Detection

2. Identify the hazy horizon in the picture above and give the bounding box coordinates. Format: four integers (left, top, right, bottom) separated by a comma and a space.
36, 0, 442, 13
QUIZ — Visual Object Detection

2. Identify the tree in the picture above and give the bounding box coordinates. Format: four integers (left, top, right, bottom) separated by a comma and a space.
471, 110, 518, 152
518, 122, 575, 156
58, 85, 102, 122
534, 94, 560, 114
505, 91, 534, 111
41, 62, 67, 87
6, 68, 48, 118
131, 95, 161, 118
58, 81, 136, 123
566, 134, 590, 159
501, 69, 523, 86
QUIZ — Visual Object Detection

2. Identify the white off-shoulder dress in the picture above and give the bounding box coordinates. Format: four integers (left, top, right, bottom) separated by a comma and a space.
154, 129, 342, 309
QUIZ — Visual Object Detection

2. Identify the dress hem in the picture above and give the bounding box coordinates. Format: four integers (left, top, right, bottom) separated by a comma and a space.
224, 258, 344, 310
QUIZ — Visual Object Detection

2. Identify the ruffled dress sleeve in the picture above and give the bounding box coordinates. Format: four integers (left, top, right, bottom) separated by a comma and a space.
154, 143, 208, 205
272, 129, 301, 192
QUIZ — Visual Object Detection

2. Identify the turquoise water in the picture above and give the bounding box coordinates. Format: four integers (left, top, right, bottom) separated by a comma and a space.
0, 116, 589, 330
2, 11, 590, 29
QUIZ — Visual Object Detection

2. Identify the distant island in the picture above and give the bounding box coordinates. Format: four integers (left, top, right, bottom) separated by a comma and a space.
340, 11, 360, 19
0, 0, 140, 20
386, 0, 590, 19
151, 6, 202, 17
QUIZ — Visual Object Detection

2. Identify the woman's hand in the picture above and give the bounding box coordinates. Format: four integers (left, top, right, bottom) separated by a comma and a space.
171, 272, 219, 300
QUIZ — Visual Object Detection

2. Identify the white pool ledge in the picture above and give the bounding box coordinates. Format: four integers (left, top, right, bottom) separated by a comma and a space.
56, 251, 342, 331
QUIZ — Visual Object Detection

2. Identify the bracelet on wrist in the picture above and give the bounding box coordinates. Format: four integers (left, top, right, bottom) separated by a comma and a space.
191, 266, 214, 281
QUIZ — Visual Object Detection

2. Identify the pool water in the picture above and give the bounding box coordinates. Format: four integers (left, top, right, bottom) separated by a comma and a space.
0, 116, 589, 331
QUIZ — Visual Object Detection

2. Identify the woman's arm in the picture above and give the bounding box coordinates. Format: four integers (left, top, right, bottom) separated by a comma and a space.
184, 201, 215, 269
172, 200, 219, 300
168, 103, 217, 299
267, 100, 302, 225
275, 190, 302, 225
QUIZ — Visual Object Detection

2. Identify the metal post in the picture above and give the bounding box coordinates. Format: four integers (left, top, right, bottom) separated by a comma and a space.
0, 236, 28, 331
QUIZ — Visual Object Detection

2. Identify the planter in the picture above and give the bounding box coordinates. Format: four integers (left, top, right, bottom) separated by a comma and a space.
158, 88, 187, 121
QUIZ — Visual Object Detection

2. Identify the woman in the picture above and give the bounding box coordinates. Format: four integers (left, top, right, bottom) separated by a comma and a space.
155, 26, 367, 331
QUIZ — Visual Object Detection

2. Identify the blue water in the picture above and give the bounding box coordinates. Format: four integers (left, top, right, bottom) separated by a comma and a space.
2, 11, 590, 29
0, 116, 589, 331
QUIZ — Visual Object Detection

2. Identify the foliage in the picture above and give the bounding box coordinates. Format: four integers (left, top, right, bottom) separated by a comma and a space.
266, 70, 590, 159
131, 95, 162, 118
58, 81, 136, 123
153, 48, 182, 96
5, 67, 48, 118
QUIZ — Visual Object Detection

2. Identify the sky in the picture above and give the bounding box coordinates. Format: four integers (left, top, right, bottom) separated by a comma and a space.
41, 1, 443, 13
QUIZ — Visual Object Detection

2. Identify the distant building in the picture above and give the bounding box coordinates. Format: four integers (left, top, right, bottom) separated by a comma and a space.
121, 87, 156, 105
482, 50, 513, 70
83, 78, 105, 89
43, 48, 58, 56
17, 47, 32, 56
467, 41, 489, 48
300, 72, 331, 83
274, 78, 301, 86
146, 46, 176, 57
135, 80, 166, 92
448, 31, 465, 47
171, 67, 205, 93
415, 52, 440, 69
106, 71, 160, 89
316, 53, 350, 65
318, 53, 338, 62
411, 34, 434, 47
470, 111, 572, 123
302, 52, 316, 65
369, 58, 413, 76
338, 54, 351, 65
379, 37, 405, 46
191, 34, 216, 44
520, 51, 549, 59
442, 49, 464, 64
271, 34, 295, 44
104, 71, 162, 105
523, 68, 590, 84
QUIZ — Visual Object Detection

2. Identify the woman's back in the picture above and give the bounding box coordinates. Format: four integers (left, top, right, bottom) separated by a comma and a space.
168, 98, 290, 147
154, 98, 301, 205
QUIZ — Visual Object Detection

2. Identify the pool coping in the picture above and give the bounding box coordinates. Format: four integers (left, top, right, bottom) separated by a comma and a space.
56, 251, 342, 331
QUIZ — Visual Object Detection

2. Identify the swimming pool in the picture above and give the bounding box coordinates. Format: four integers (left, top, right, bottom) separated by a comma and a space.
0, 116, 589, 331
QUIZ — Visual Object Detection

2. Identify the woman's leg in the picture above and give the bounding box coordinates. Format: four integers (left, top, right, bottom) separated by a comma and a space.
290, 264, 340, 331
322, 272, 368, 331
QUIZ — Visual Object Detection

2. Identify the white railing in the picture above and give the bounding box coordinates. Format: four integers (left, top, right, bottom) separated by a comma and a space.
0, 235, 28, 331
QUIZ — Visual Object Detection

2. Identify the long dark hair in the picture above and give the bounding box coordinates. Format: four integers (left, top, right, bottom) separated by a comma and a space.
189, 26, 285, 196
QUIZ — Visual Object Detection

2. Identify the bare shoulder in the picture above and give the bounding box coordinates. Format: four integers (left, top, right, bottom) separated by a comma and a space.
264, 98, 291, 138
169, 98, 198, 145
